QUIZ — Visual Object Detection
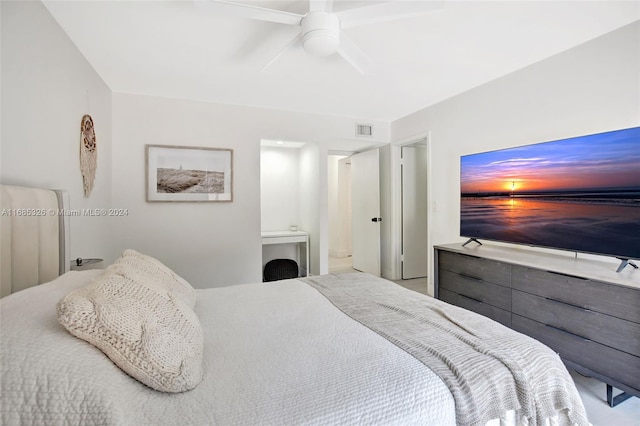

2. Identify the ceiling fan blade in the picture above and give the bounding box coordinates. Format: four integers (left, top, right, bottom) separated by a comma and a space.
195, 0, 303, 26
261, 34, 302, 72
309, 0, 333, 13
336, 31, 372, 74
337, 1, 444, 29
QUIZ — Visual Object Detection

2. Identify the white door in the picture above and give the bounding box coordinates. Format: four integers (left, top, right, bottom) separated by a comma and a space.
351, 149, 380, 275
402, 145, 428, 279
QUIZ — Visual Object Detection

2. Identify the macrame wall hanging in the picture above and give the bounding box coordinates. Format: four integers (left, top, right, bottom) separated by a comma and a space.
80, 114, 97, 197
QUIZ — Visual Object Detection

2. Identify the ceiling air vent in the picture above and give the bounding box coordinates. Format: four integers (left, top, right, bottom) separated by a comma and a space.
356, 124, 373, 137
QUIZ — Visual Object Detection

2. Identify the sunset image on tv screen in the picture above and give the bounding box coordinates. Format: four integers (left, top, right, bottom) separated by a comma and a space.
460, 126, 640, 260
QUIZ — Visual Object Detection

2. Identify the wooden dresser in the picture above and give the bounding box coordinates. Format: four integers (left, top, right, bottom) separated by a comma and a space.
434, 243, 640, 406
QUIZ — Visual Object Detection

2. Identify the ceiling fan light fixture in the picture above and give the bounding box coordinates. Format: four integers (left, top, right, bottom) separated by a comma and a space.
303, 31, 340, 56
204, 0, 445, 73
301, 11, 340, 57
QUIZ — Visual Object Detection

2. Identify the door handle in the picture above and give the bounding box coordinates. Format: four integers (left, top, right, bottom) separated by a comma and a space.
371, 217, 382, 222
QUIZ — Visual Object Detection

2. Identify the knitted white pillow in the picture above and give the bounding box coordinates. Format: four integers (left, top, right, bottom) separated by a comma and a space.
57, 269, 204, 393
112, 249, 196, 308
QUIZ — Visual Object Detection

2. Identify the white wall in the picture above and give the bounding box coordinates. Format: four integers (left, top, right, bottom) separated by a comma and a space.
298, 142, 327, 275
1, 0, 113, 262
112, 93, 380, 287
337, 157, 353, 258
261, 146, 300, 231
392, 22, 640, 295
327, 155, 340, 258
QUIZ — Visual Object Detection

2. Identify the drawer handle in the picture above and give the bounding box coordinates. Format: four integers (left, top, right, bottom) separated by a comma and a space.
457, 253, 480, 259
459, 273, 483, 282
545, 297, 591, 312
548, 270, 588, 280
545, 324, 591, 342
459, 294, 483, 304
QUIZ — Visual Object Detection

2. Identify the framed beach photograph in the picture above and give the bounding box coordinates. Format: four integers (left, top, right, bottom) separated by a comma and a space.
146, 144, 233, 202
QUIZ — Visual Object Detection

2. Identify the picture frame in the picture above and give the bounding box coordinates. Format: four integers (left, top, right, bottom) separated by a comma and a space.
146, 144, 233, 202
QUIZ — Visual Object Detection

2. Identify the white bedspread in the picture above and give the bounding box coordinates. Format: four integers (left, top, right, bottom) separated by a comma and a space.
1, 271, 456, 425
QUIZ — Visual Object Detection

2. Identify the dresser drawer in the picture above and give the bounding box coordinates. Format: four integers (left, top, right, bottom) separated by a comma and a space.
439, 269, 511, 311
512, 315, 640, 393
512, 290, 640, 356
511, 265, 640, 324
440, 288, 511, 327
438, 250, 511, 287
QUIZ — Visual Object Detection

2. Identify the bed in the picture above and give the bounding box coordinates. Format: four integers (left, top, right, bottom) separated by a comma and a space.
0, 185, 590, 426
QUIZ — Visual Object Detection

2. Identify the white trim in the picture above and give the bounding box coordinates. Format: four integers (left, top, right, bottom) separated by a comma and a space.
425, 131, 434, 296
54, 190, 71, 274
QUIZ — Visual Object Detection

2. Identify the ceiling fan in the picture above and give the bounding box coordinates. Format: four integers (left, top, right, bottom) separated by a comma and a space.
197, 0, 443, 73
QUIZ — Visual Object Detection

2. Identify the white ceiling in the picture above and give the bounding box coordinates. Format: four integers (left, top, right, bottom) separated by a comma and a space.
43, 0, 638, 123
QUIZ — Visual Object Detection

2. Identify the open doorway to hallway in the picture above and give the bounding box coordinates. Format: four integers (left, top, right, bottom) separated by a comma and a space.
328, 154, 353, 273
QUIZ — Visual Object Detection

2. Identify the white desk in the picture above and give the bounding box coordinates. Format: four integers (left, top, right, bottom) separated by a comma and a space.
261, 230, 309, 276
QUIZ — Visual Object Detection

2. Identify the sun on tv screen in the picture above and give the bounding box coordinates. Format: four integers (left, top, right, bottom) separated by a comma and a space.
460, 126, 640, 266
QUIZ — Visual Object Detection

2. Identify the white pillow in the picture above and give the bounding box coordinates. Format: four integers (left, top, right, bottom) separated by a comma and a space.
112, 249, 196, 308
57, 268, 203, 393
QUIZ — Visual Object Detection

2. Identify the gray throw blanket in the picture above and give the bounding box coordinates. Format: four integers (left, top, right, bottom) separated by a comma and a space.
301, 273, 589, 426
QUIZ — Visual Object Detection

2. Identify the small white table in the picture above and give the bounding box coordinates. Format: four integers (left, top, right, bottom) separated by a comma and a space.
261, 230, 309, 276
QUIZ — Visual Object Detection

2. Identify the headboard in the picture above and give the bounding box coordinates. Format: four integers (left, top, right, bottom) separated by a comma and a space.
0, 185, 70, 297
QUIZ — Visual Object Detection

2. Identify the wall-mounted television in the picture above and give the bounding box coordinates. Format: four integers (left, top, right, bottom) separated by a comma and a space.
460, 126, 640, 272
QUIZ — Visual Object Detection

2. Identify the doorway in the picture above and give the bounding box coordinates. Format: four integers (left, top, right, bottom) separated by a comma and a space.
328, 155, 353, 273
328, 148, 382, 276
260, 139, 323, 276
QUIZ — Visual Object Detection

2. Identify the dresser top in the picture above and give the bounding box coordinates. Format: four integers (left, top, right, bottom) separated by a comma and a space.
435, 243, 639, 290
